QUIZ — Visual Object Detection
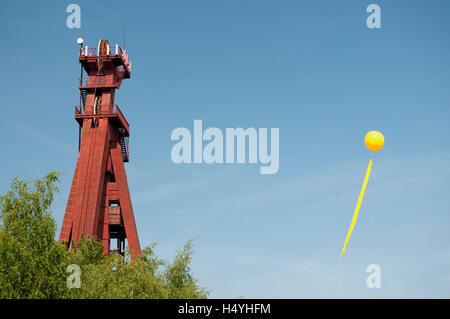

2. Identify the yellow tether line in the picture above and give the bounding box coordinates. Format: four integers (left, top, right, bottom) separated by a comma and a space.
341, 159, 372, 256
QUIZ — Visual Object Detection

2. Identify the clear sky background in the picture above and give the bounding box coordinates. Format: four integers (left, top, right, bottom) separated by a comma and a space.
1, 0, 450, 298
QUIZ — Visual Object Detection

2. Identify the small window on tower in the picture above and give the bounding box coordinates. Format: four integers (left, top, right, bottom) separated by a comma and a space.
107, 171, 116, 182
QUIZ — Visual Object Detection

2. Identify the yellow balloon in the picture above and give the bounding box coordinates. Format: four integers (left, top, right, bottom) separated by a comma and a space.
365, 131, 384, 151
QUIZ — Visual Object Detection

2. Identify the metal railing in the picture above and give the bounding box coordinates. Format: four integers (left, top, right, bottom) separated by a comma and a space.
79, 45, 123, 57
79, 74, 120, 87
78, 45, 131, 73
75, 104, 117, 115
75, 104, 128, 126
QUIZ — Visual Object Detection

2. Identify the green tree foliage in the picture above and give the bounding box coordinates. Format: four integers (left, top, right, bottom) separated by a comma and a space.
0, 173, 208, 299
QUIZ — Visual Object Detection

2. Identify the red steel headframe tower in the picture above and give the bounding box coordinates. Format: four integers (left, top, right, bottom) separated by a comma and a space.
59, 39, 141, 259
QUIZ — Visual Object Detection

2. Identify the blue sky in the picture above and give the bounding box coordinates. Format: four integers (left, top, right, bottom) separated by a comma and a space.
1, 0, 450, 298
